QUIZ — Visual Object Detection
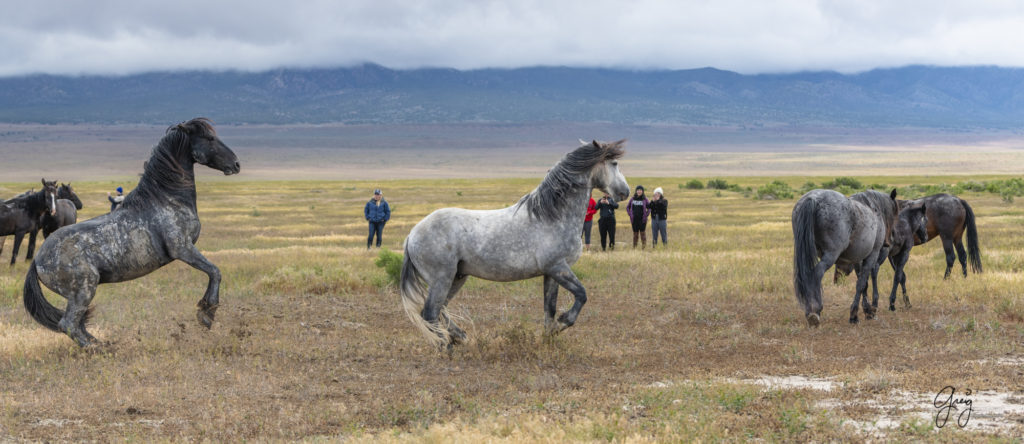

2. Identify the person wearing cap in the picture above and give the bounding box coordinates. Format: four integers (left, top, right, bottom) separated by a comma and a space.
582, 192, 597, 251
626, 185, 650, 249
107, 186, 125, 212
595, 193, 619, 251
649, 187, 668, 247
364, 188, 391, 249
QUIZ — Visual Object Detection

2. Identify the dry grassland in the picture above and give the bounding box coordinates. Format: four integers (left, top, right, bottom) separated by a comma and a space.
0, 174, 1022, 442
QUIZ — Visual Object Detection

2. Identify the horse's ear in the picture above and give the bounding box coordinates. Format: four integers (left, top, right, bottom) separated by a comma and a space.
592, 140, 600, 149
41, 178, 46, 186
890, 189, 898, 200
919, 203, 926, 213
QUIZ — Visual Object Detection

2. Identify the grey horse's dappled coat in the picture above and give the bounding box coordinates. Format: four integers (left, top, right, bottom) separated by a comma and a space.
792, 189, 893, 326
23, 118, 240, 347
401, 140, 631, 349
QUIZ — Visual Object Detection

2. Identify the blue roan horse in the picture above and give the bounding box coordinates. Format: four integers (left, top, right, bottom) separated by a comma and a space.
401, 140, 631, 349
792, 189, 897, 326
23, 118, 240, 346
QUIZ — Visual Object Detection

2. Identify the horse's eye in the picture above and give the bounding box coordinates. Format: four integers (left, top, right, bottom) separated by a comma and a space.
611, 161, 618, 166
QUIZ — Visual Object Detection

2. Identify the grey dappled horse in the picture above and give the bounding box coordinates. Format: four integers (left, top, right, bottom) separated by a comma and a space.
902, 193, 981, 278
400, 140, 631, 349
792, 189, 897, 326
24, 118, 240, 347
886, 203, 928, 311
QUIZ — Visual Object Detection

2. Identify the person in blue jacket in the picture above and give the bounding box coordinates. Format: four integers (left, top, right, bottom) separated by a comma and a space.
364, 188, 391, 249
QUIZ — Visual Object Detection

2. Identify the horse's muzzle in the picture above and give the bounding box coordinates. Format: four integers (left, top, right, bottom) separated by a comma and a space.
223, 161, 241, 175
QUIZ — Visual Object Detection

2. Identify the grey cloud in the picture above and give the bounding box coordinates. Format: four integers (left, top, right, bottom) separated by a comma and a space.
2, 0, 1024, 76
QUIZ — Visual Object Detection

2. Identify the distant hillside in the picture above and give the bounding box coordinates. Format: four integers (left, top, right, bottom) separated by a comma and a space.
2, 64, 1024, 128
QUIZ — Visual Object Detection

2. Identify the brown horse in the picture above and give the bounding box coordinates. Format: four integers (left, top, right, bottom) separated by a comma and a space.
899, 193, 981, 278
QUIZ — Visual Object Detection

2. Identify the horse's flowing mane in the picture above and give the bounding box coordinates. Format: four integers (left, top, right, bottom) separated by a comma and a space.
515, 140, 625, 222
125, 118, 216, 209
851, 189, 897, 230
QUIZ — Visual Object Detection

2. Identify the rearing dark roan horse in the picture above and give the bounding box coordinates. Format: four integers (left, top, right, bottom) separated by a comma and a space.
23, 118, 240, 346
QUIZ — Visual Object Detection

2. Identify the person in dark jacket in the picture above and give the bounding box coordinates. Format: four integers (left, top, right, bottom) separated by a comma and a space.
649, 187, 668, 247
626, 185, 650, 249
364, 188, 391, 249
595, 193, 618, 251
107, 186, 125, 212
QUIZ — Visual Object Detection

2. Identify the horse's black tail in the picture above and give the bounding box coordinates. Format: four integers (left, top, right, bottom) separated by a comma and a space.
961, 199, 982, 274
792, 197, 819, 313
23, 261, 63, 332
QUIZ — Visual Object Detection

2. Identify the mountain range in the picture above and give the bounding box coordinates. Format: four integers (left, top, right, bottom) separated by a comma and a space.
2, 64, 1024, 128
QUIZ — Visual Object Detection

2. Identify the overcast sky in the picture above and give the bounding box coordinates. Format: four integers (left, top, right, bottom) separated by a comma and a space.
2, 0, 1024, 77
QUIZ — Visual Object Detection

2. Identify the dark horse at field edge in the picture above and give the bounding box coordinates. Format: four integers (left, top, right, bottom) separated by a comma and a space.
24, 118, 240, 346
901, 193, 981, 278
39, 183, 83, 238
1, 180, 58, 265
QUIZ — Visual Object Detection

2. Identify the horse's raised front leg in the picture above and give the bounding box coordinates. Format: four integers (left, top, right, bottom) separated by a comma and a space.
172, 244, 222, 329
543, 275, 559, 335
548, 262, 587, 332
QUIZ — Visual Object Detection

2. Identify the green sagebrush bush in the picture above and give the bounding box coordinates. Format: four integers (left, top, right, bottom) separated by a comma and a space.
375, 249, 403, 286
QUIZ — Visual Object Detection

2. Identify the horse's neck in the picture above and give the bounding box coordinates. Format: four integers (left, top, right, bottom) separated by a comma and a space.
139, 160, 199, 214
559, 183, 592, 224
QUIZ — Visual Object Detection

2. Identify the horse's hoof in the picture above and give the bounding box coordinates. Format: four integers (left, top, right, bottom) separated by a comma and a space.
849, 316, 859, 324
196, 307, 217, 329
889, 305, 896, 312
556, 313, 575, 330
806, 313, 820, 328
449, 329, 467, 345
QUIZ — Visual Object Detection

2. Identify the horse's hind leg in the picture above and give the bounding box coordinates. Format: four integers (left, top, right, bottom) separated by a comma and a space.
59, 282, 99, 347
807, 251, 840, 326
954, 240, 968, 278
440, 275, 468, 344
548, 262, 587, 331
543, 275, 559, 335
850, 265, 870, 324
421, 277, 454, 348
941, 237, 956, 279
